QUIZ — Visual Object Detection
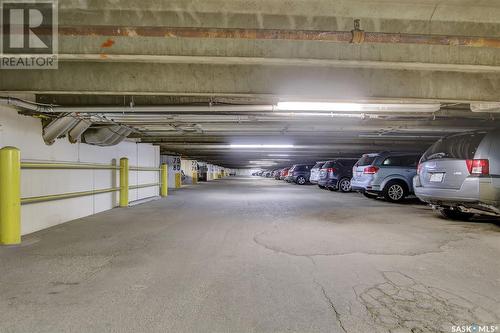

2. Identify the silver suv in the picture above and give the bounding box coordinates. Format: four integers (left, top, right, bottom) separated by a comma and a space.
414, 130, 500, 220
309, 161, 326, 185
351, 152, 421, 202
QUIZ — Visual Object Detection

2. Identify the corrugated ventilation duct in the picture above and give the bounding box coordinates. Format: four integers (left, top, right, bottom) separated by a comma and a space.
43, 116, 80, 145
82, 125, 131, 146
68, 120, 92, 143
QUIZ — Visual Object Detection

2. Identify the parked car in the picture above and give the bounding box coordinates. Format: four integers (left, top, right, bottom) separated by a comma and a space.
274, 169, 283, 180
414, 130, 500, 220
309, 161, 326, 184
264, 170, 273, 178
351, 152, 421, 202
280, 167, 290, 180
318, 159, 358, 192
286, 164, 316, 185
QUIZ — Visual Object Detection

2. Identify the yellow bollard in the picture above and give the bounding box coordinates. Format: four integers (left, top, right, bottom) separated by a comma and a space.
175, 173, 181, 188
0, 147, 21, 245
160, 164, 168, 197
119, 157, 129, 207
192, 172, 197, 184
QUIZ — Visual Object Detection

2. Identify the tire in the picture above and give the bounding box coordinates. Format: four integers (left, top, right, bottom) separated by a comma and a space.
383, 181, 408, 203
438, 208, 474, 221
363, 192, 378, 199
338, 178, 352, 193
296, 176, 306, 185
318, 185, 326, 189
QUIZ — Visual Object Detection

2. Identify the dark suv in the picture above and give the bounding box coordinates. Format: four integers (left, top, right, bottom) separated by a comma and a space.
286, 164, 315, 185
318, 159, 358, 192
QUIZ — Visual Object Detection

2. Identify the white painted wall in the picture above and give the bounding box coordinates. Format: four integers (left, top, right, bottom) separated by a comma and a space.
160, 155, 181, 188
181, 158, 197, 184
0, 105, 160, 235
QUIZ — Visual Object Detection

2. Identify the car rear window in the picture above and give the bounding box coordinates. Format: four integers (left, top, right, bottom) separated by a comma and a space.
322, 161, 336, 168
340, 159, 357, 167
421, 132, 487, 162
356, 155, 377, 166
313, 162, 325, 169
382, 155, 420, 167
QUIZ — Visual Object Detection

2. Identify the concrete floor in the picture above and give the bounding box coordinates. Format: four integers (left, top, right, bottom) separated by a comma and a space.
1, 177, 499, 333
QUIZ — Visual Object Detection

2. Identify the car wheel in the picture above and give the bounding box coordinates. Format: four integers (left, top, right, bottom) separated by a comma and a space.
338, 178, 352, 193
297, 176, 306, 185
383, 181, 408, 203
318, 185, 325, 189
438, 208, 474, 221
363, 192, 378, 199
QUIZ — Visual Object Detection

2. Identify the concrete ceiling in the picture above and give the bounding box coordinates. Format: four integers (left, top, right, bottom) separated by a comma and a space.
2, 0, 500, 168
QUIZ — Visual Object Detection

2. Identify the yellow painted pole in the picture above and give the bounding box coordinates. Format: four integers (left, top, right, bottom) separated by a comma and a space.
0, 147, 21, 245
192, 172, 197, 184
160, 164, 168, 197
175, 173, 181, 188
119, 157, 129, 207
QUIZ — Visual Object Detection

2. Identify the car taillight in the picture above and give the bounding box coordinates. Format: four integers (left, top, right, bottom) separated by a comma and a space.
363, 166, 379, 174
466, 159, 489, 175
327, 167, 337, 173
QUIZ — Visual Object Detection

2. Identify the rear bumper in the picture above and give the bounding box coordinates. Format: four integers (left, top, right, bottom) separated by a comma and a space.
318, 178, 338, 188
351, 178, 380, 192
414, 176, 500, 216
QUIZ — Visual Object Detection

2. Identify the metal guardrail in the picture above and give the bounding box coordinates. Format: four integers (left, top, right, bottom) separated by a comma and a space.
21, 187, 120, 204
21, 162, 119, 170
21, 162, 161, 171
18, 161, 165, 205
0, 148, 169, 245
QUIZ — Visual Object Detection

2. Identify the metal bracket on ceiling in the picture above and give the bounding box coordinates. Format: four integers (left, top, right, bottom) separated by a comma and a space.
351, 19, 365, 44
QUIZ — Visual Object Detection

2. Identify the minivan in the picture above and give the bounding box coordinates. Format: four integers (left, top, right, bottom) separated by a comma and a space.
414, 130, 500, 220
351, 152, 421, 202
309, 161, 326, 185
286, 164, 316, 185
318, 159, 358, 192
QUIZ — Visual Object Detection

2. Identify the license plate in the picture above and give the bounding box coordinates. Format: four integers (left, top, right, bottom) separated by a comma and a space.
430, 173, 444, 182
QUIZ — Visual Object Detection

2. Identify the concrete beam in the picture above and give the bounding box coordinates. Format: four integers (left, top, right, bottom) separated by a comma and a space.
59, 0, 500, 36
2, 62, 500, 102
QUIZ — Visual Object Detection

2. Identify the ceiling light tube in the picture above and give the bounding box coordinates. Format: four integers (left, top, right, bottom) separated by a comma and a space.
230, 144, 294, 149
276, 102, 440, 113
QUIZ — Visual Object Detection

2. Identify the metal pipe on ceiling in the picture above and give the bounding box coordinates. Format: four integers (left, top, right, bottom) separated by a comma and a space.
55, 25, 500, 49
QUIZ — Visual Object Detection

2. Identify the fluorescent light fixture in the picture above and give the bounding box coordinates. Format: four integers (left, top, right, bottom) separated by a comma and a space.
230, 144, 294, 149
268, 154, 290, 157
249, 161, 278, 166
276, 102, 440, 113
470, 102, 500, 113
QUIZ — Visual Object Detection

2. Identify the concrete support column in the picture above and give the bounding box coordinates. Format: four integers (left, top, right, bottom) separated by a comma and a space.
119, 157, 129, 207
161, 164, 168, 197
0, 147, 21, 245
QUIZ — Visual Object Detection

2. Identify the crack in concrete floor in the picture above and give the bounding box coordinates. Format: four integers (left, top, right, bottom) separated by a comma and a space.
315, 280, 348, 333
353, 271, 499, 333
